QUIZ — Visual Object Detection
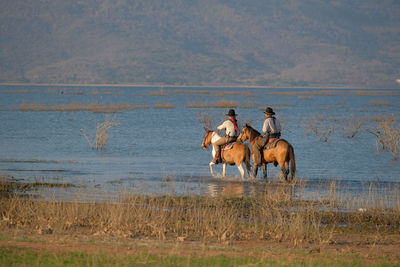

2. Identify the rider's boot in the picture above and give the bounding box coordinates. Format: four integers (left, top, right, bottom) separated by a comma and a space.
212, 151, 222, 164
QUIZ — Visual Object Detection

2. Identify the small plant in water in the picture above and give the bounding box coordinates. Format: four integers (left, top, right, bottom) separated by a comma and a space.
343, 115, 366, 138
81, 119, 119, 150
303, 115, 336, 142
197, 111, 214, 130
367, 115, 400, 160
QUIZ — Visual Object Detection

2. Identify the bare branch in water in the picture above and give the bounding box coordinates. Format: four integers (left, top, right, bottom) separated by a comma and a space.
197, 111, 214, 130
343, 115, 367, 138
81, 119, 120, 150
96, 120, 120, 150
367, 115, 399, 160
303, 115, 336, 142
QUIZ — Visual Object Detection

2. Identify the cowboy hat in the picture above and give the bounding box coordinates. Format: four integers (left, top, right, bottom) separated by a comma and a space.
264, 107, 275, 115
226, 109, 238, 117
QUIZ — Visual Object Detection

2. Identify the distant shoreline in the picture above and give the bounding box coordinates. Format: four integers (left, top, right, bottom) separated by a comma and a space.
0, 82, 375, 89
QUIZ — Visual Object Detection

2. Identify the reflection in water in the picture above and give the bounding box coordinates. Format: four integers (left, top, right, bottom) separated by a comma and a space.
204, 179, 295, 198
206, 182, 246, 197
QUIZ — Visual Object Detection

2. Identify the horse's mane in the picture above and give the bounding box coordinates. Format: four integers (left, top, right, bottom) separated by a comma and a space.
245, 124, 261, 136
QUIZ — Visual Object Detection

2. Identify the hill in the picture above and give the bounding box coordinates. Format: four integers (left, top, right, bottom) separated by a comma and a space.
1, 0, 399, 88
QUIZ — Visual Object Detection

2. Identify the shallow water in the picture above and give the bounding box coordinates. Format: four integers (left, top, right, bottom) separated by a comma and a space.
0, 85, 399, 199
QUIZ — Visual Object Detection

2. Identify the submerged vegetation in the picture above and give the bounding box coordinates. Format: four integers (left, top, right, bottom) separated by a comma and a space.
369, 115, 400, 160
17, 102, 149, 113
80, 119, 120, 150
148, 89, 255, 97
0, 175, 75, 198
304, 114, 400, 160
267, 90, 400, 97
186, 100, 254, 109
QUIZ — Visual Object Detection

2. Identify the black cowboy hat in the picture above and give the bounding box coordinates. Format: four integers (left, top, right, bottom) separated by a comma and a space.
226, 109, 237, 117
264, 107, 275, 115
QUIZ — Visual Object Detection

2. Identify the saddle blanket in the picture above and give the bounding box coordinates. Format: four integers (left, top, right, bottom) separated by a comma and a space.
263, 138, 283, 150
222, 142, 235, 150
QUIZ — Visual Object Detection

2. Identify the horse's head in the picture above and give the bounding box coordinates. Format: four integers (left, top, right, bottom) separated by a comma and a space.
238, 124, 260, 143
201, 128, 213, 149
238, 124, 250, 143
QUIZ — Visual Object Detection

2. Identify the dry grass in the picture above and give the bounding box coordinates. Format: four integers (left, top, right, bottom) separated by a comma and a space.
17, 102, 149, 113
89, 90, 113, 96
1, 181, 399, 246
149, 89, 254, 97
367, 100, 393, 106
186, 100, 254, 109
154, 103, 176, 109
267, 90, 400, 97
0, 89, 31, 94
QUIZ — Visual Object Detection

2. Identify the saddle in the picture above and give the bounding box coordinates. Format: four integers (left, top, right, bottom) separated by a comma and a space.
263, 138, 282, 150
221, 142, 235, 151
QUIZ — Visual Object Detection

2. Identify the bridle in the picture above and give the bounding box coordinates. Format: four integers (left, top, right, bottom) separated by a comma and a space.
238, 127, 248, 143
201, 131, 214, 149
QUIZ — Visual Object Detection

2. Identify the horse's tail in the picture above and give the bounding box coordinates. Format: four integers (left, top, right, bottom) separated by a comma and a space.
289, 144, 296, 180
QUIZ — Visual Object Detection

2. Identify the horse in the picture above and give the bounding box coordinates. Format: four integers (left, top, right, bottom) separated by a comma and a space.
237, 124, 296, 182
201, 128, 252, 179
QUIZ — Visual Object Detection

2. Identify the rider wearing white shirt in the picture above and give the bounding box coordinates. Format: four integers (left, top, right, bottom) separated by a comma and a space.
262, 116, 282, 138
212, 109, 239, 164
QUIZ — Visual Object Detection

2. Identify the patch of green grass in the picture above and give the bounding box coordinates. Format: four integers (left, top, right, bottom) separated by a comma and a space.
0, 246, 394, 267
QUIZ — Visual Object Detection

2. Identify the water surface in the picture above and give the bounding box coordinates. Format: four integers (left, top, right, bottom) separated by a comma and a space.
1, 85, 399, 199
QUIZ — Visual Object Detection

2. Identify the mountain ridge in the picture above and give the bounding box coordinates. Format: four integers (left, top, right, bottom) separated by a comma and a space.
1, 0, 399, 88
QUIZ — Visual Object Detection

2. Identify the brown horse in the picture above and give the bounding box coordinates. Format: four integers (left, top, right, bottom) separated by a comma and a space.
237, 124, 296, 182
201, 129, 252, 179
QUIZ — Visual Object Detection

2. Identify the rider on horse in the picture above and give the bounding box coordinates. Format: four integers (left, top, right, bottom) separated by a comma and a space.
212, 109, 239, 164
252, 107, 282, 167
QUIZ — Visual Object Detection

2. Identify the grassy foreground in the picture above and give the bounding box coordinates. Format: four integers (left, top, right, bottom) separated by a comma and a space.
0, 249, 371, 267
0, 178, 399, 266
0, 235, 398, 267
2, 247, 281, 267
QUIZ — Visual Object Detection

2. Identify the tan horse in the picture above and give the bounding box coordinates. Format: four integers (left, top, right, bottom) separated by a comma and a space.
201, 129, 252, 179
237, 124, 296, 182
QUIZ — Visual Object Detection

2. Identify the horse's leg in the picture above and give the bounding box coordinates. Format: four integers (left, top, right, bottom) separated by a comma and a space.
253, 163, 259, 178
262, 163, 267, 180
209, 162, 216, 177
284, 161, 290, 182
281, 167, 289, 182
222, 163, 227, 177
237, 163, 245, 180
245, 160, 252, 178
278, 160, 289, 182
244, 146, 252, 178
